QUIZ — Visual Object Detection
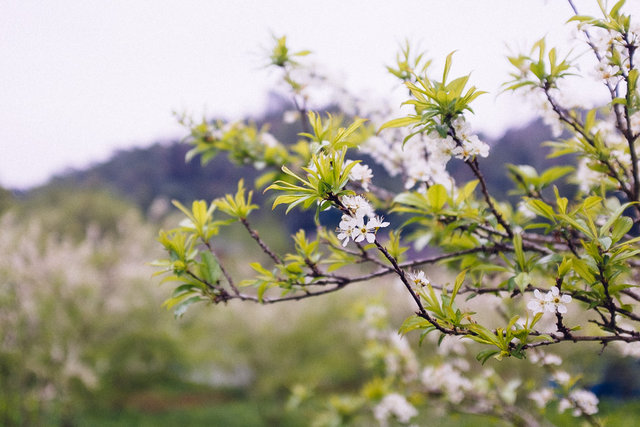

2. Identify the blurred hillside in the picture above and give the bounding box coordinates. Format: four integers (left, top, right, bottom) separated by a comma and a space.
21, 107, 565, 214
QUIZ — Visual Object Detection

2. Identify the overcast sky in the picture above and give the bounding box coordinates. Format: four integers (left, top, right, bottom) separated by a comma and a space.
1, 0, 615, 189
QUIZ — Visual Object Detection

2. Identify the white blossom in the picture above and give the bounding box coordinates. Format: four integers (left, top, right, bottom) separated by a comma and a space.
336, 213, 388, 246
373, 393, 418, 427
527, 286, 571, 315
614, 339, 640, 358
436, 336, 468, 357
407, 270, 430, 288
421, 363, 473, 404
351, 217, 379, 244
527, 289, 550, 315
259, 132, 279, 148
337, 215, 358, 247
529, 387, 555, 408
529, 350, 563, 366
283, 110, 300, 124
546, 286, 572, 314
361, 126, 456, 191
553, 370, 571, 386
466, 135, 490, 158
367, 215, 390, 230
341, 195, 374, 219
449, 117, 490, 159
347, 161, 374, 191
595, 59, 621, 86
575, 158, 606, 192
559, 389, 599, 416
452, 116, 472, 140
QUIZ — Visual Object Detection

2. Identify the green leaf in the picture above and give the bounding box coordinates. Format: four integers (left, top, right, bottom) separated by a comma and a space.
539, 166, 574, 186
610, 0, 626, 17
451, 270, 467, 302
571, 258, 596, 283
173, 296, 202, 318
558, 257, 571, 277
506, 315, 521, 332
456, 180, 478, 205
513, 233, 526, 271
476, 349, 500, 365
377, 116, 420, 134
526, 199, 555, 220
611, 216, 633, 243
427, 184, 447, 210
399, 315, 431, 334
599, 202, 634, 237
442, 51, 457, 83
514, 272, 531, 294
598, 236, 612, 250
200, 251, 221, 285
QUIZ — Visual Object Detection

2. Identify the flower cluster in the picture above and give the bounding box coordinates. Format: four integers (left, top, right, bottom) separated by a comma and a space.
449, 117, 490, 160
559, 389, 599, 417
336, 195, 389, 246
362, 116, 487, 193
373, 393, 418, 427
528, 387, 555, 408
527, 286, 572, 315
528, 349, 562, 367
421, 362, 473, 404
346, 160, 374, 191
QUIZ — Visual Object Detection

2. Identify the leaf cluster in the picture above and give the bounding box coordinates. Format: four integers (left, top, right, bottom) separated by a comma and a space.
379, 52, 485, 142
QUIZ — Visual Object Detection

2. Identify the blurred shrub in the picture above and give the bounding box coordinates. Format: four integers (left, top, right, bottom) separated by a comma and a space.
0, 191, 184, 424
0, 189, 369, 425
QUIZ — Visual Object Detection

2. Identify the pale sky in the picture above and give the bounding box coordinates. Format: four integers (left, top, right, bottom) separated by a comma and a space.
1, 0, 615, 189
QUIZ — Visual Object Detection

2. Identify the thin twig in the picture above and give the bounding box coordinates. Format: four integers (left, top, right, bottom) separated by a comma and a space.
239, 217, 282, 265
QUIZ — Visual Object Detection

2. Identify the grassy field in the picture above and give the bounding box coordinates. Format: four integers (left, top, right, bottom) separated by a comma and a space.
66, 382, 640, 427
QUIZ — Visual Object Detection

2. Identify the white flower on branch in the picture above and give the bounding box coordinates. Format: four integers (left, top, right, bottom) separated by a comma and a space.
450, 117, 490, 160
336, 213, 389, 246
452, 116, 472, 140
527, 289, 551, 315
433, 134, 457, 160
595, 59, 621, 86
527, 286, 571, 315
347, 161, 374, 191
408, 270, 430, 288
351, 216, 390, 244
453, 135, 490, 160
341, 195, 374, 219
367, 215, 390, 230
351, 217, 374, 244
337, 215, 358, 247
